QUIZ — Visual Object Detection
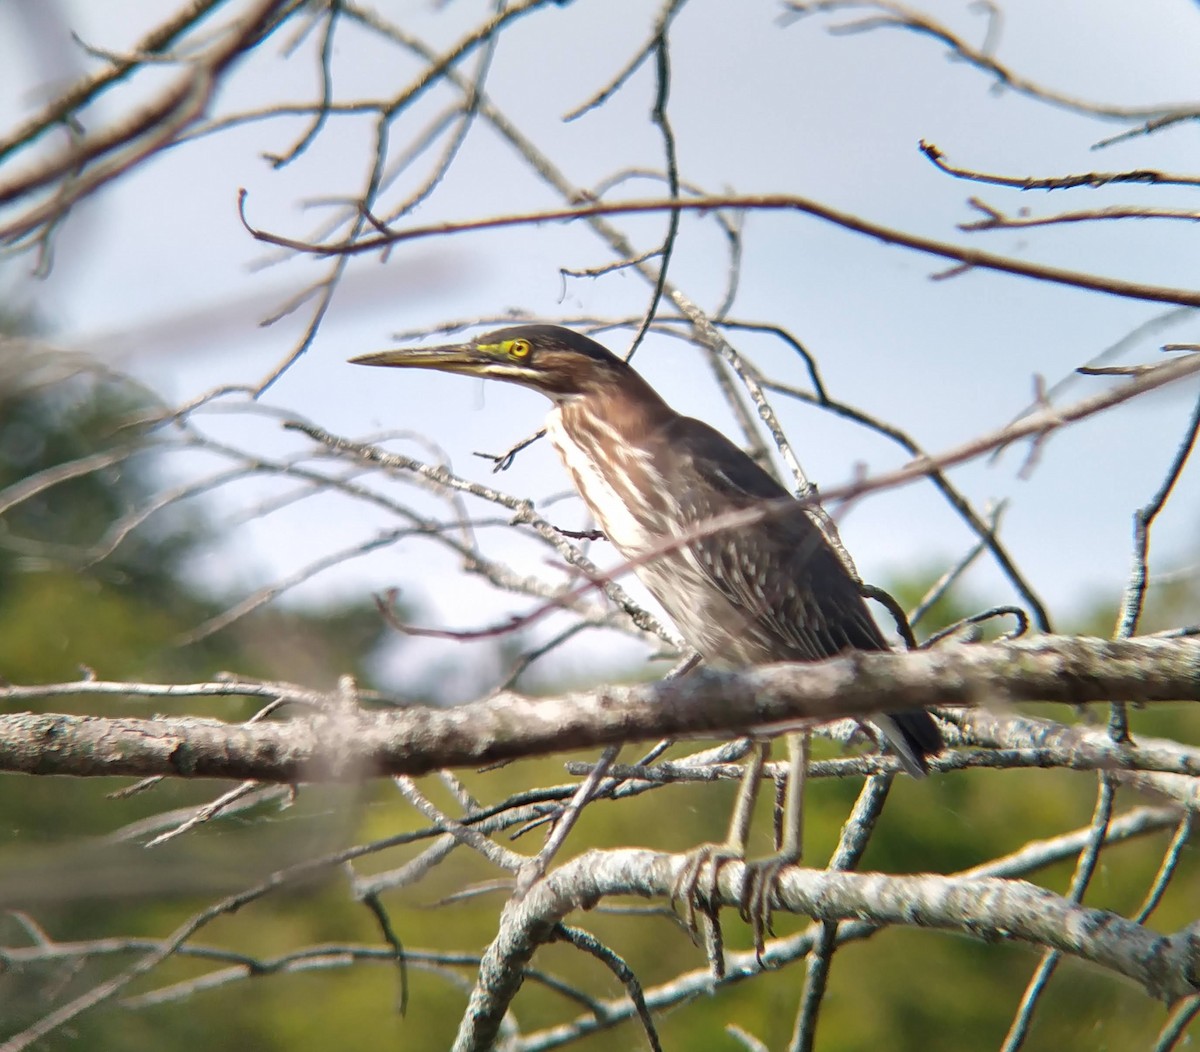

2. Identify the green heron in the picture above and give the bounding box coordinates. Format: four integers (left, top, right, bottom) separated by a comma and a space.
350, 324, 941, 937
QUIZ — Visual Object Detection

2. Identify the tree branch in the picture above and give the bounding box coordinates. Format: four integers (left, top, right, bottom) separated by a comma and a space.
1, 636, 1198, 782
451, 847, 1200, 1051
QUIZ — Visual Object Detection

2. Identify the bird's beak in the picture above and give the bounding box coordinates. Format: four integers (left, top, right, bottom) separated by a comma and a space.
348, 342, 492, 376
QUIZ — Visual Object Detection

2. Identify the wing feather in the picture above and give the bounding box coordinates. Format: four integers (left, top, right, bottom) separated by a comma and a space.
663, 416, 887, 661
660, 415, 941, 775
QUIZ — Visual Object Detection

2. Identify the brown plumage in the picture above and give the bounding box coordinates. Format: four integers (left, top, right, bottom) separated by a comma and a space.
351, 323, 941, 774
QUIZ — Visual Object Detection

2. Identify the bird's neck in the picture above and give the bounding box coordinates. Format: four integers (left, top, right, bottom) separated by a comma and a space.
551, 376, 673, 447
544, 384, 674, 553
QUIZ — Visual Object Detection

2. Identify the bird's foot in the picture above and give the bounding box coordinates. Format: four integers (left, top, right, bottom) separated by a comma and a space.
669, 841, 747, 977
737, 854, 796, 964
671, 844, 801, 974
670, 841, 743, 936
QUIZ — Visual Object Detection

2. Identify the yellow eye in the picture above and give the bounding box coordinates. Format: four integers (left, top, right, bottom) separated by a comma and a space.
508, 338, 531, 359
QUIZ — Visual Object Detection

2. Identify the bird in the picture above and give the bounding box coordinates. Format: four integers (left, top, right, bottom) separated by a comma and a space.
350, 323, 942, 947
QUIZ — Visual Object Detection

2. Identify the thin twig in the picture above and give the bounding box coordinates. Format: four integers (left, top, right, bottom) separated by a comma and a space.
554, 924, 662, 1052
999, 774, 1116, 1051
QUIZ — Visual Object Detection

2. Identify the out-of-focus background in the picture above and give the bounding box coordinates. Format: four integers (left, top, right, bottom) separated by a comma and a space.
1, 1, 1198, 1049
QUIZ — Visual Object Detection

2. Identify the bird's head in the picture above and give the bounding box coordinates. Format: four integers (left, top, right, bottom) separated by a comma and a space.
349, 324, 635, 401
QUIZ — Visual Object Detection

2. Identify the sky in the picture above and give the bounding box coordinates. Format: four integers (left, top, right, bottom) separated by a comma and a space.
3, 0, 1200, 694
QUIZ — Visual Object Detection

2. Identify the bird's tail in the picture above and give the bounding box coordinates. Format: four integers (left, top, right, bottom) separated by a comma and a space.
873, 709, 943, 778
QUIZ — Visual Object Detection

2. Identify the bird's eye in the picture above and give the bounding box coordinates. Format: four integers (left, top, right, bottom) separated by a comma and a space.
508, 339, 531, 359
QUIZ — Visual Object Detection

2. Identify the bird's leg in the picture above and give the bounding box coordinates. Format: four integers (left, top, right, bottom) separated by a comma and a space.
670, 738, 769, 944
740, 731, 808, 958
672, 732, 812, 969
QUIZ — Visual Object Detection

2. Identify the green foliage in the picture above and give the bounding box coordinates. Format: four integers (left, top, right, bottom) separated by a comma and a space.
0, 362, 395, 1048
2, 379, 1196, 1050
0, 370, 185, 602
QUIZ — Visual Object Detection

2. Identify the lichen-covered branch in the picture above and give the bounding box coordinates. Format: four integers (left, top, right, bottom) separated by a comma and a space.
451, 847, 1200, 1051
1, 635, 1198, 782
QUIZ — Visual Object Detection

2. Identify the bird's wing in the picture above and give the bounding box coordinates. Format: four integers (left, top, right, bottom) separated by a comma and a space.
662, 415, 890, 661
659, 415, 941, 775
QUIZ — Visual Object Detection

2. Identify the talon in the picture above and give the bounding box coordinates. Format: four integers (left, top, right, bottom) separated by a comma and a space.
702, 852, 728, 913
670, 841, 744, 971
738, 857, 794, 964
670, 844, 712, 938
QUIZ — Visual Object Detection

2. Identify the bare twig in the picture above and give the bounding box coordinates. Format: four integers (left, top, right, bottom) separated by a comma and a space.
920, 139, 1200, 191
1000, 774, 1116, 1050
237, 192, 1200, 310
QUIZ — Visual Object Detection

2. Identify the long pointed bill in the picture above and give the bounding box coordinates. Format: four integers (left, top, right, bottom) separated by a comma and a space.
350, 334, 548, 391
349, 343, 492, 375
348, 340, 546, 390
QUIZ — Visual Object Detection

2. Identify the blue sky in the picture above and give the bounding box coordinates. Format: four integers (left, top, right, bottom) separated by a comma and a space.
4, 0, 1200, 692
